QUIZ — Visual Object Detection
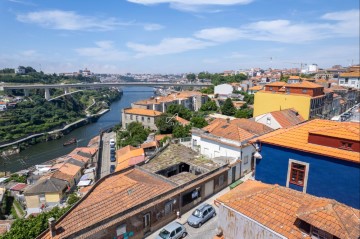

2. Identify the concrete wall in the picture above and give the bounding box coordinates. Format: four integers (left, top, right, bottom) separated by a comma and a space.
255, 144, 360, 209
254, 91, 311, 120
215, 84, 233, 95
122, 111, 159, 130
217, 203, 284, 239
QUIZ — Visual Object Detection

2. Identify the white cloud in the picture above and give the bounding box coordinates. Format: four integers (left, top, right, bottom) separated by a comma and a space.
17, 10, 132, 31
127, 37, 214, 57
193, 9, 359, 44
127, 0, 253, 12
76, 41, 128, 61
143, 23, 164, 31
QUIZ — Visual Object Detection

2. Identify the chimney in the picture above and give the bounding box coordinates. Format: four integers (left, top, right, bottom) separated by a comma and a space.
48, 217, 56, 237
226, 118, 230, 123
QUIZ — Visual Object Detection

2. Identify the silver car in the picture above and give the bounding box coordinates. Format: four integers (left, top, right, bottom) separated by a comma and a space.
187, 203, 216, 228
156, 222, 187, 239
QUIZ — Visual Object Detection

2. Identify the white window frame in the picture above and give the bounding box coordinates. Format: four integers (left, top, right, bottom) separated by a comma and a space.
143, 213, 151, 228
286, 159, 309, 193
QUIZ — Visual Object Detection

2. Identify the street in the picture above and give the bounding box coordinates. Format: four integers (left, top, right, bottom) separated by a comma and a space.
146, 187, 230, 239
99, 131, 116, 178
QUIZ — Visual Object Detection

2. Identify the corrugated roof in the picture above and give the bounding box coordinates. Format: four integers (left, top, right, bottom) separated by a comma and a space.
216, 180, 360, 239
253, 119, 360, 163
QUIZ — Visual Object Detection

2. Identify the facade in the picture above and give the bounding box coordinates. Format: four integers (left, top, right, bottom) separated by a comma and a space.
254, 108, 305, 130
0, 102, 6, 111
215, 180, 360, 239
248, 85, 263, 94
192, 118, 272, 178
252, 119, 360, 209
121, 108, 162, 130
214, 84, 233, 97
38, 144, 230, 239
254, 81, 325, 120
132, 91, 208, 112
338, 70, 360, 89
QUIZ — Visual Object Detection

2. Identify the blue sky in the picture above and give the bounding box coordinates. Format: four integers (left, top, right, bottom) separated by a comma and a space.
0, 0, 359, 73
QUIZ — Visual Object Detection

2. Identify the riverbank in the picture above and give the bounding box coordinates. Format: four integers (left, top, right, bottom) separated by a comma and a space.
0, 89, 122, 156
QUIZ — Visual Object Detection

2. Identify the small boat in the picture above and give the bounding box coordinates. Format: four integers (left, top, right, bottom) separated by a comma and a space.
63, 138, 77, 146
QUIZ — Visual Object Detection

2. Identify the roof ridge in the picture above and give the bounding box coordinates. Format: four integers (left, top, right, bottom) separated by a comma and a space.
331, 202, 352, 238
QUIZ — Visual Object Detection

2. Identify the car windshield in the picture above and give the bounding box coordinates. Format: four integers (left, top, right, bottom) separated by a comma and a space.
159, 229, 170, 239
192, 209, 202, 217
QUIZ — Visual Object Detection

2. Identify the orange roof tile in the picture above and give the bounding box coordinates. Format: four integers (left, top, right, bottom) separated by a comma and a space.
340, 72, 360, 78
253, 119, 360, 163
58, 163, 81, 177
175, 116, 190, 125
124, 108, 162, 117
69, 153, 90, 164
285, 81, 323, 89
134, 91, 203, 105
116, 148, 145, 172
265, 81, 286, 87
216, 180, 360, 239
249, 85, 263, 91
51, 171, 74, 184
155, 134, 172, 141
140, 141, 158, 149
39, 169, 174, 239
70, 147, 98, 156
288, 75, 301, 79
270, 108, 305, 128
309, 124, 359, 141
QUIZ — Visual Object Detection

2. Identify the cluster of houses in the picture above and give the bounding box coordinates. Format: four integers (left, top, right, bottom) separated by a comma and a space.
0, 95, 22, 111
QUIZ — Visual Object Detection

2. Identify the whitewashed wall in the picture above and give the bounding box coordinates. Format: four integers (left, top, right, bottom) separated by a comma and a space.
254, 113, 282, 130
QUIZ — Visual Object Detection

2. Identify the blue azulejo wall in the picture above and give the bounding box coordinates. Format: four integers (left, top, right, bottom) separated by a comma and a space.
255, 144, 360, 209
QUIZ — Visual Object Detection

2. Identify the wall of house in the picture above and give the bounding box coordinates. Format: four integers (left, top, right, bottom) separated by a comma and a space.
308, 134, 360, 152
198, 137, 241, 159
215, 84, 233, 95
45, 192, 61, 203
217, 203, 284, 239
255, 113, 282, 130
25, 195, 39, 209
254, 92, 311, 120
122, 112, 158, 130
255, 144, 360, 209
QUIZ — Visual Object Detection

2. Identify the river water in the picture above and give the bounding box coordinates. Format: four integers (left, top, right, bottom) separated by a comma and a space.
4, 87, 154, 173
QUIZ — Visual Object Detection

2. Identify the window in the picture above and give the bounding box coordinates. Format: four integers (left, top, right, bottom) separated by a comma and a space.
266, 117, 271, 125
302, 89, 307, 93
269, 87, 273, 91
143, 213, 151, 228
290, 163, 306, 186
130, 115, 133, 120
170, 231, 175, 237
340, 141, 353, 150
244, 155, 249, 164
164, 201, 173, 215
147, 117, 150, 123
219, 175, 224, 186
176, 227, 182, 234
141, 116, 144, 122
311, 226, 333, 239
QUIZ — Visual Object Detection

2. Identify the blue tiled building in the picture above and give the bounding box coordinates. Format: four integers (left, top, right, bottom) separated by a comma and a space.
252, 119, 360, 209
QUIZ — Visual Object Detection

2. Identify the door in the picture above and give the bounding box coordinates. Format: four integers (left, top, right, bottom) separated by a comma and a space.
204, 180, 214, 198
232, 167, 236, 182
203, 209, 209, 221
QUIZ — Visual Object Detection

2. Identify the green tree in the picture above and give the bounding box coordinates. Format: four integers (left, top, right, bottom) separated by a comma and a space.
198, 72, 211, 79
190, 116, 208, 128
155, 113, 176, 134
67, 193, 80, 206
221, 98, 236, 116
186, 73, 196, 82
117, 122, 150, 147
166, 104, 192, 120
200, 86, 214, 94
235, 108, 253, 118
172, 124, 191, 138
200, 100, 218, 112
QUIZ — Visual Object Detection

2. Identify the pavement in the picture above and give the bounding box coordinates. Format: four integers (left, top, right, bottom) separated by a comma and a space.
99, 131, 116, 178
145, 186, 230, 239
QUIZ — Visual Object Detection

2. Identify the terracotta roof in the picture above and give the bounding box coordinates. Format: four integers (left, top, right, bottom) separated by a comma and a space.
309, 124, 359, 141
252, 119, 360, 163
140, 141, 158, 149
340, 72, 360, 78
216, 180, 360, 239
24, 176, 68, 195
270, 108, 305, 128
116, 145, 137, 158
155, 134, 172, 141
175, 116, 190, 125
68, 153, 90, 164
116, 148, 145, 172
10, 183, 27, 191
39, 169, 174, 239
265, 82, 286, 87
202, 118, 272, 142
70, 147, 98, 157
249, 85, 263, 91
288, 75, 301, 79
124, 108, 162, 117
58, 163, 81, 177
51, 171, 74, 184
285, 81, 323, 89
134, 91, 203, 105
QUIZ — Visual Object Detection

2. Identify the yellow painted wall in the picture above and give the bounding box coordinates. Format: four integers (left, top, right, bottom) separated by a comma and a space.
254, 92, 311, 120
45, 192, 61, 203
25, 195, 39, 208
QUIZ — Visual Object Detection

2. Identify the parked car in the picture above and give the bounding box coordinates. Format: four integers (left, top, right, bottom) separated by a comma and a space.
156, 222, 186, 239
187, 203, 216, 228
110, 147, 115, 154
109, 139, 115, 147
110, 154, 116, 162
110, 165, 115, 173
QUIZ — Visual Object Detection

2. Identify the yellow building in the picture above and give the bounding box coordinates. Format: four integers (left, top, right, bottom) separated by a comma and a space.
254, 81, 325, 120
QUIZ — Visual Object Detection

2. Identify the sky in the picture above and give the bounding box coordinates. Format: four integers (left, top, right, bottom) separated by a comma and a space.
0, 0, 359, 74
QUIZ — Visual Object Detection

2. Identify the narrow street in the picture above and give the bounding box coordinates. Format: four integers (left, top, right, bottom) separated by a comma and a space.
99, 132, 116, 178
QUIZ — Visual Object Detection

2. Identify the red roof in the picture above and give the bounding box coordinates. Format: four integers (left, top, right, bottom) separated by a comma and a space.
10, 183, 27, 191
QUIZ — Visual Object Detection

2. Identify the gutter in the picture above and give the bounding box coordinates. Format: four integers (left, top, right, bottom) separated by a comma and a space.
217, 201, 287, 239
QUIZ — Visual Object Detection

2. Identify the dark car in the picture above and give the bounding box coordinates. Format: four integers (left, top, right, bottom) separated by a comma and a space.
187, 203, 216, 228
110, 154, 116, 162
110, 165, 115, 173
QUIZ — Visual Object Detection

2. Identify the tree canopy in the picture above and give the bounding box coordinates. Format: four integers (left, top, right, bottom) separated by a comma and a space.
190, 116, 208, 128
200, 100, 218, 112
166, 104, 192, 120
186, 73, 196, 82
116, 122, 150, 147
221, 98, 236, 116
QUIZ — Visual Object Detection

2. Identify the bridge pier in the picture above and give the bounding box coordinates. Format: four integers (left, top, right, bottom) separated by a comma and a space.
64, 87, 70, 94
24, 89, 29, 97
44, 88, 51, 100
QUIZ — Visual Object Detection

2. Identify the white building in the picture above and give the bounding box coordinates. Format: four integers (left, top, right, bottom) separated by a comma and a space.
254, 108, 305, 130
191, 118, 272, 178
0, 102, 6, 111
338, 71, 360, 89
214, 84, 233, 98
308, 64, 318, 73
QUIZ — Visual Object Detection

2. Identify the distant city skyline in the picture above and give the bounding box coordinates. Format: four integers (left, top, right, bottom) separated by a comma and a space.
0, 0, 359, 74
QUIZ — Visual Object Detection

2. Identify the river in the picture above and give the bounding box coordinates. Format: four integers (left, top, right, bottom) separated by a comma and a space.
4, 87, 155, 173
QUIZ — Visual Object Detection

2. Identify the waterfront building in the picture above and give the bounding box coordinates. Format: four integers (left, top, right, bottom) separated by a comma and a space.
215, 180, 360, 239
252, 119, 360, 208
121, 108, 162, 130
253, 81, 325, 120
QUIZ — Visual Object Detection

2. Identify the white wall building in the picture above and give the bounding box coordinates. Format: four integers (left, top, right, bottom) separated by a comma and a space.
254, 108, 305, 130
214, 84, 233, 97
338, 72, 360, 89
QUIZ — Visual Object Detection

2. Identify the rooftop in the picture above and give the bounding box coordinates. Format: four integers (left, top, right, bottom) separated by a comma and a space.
285, 81, 323, 89
123, 108, 162, 117
39, 169, 174, 239
134, 91, 203, 105
24, 176, 68, 195
249, 85, 263, 91
216, 180, 360, 239
141, 144, 221, 185
115, 148, 145, 172
252, 119, 360, 163
269, 108, 305, 128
